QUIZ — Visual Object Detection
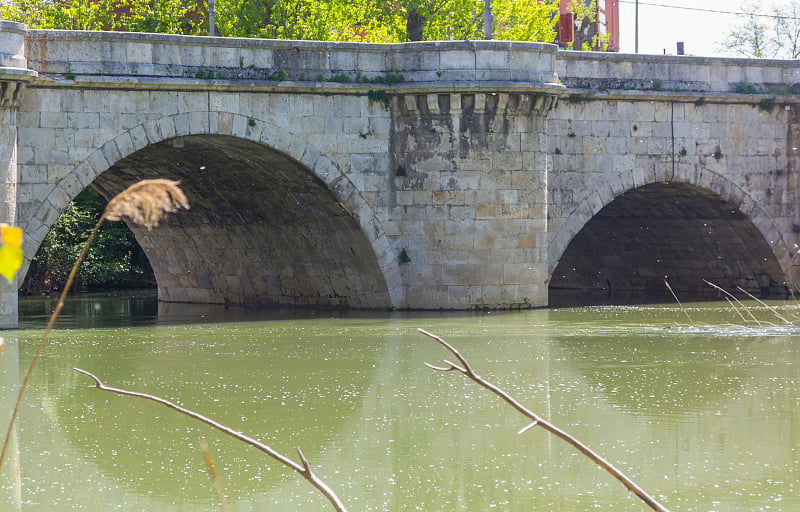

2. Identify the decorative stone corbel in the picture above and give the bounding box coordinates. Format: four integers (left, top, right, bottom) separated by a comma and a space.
0, 20, 37, 109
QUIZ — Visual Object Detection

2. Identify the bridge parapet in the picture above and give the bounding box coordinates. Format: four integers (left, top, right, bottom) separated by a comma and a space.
558, 51, 800, 95
25, 30, 561, 89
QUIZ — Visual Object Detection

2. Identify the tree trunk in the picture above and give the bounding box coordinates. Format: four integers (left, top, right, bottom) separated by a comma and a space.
407, 8, 425, 41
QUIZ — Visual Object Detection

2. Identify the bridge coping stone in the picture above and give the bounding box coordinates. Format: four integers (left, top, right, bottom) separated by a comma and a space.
25, 29, 560, 86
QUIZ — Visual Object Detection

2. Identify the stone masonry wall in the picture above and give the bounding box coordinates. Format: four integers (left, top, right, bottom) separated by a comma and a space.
390, 92, 556, 308
16, 85, 403, 306
7, 25, 800, 317
14, 28, 563, 312
547, 95, 798, 289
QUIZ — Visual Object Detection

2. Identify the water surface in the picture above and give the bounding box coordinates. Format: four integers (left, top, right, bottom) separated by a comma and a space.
2, 294, 799, 511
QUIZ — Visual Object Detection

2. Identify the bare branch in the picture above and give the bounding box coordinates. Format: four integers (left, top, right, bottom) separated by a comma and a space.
735, 286, 794, 326
74, 368, 348, 512
664, 279, 694, 325
419, 328, 671, 512
418, 329, 474, 375
424, 362, 457, 372
704, 280, 762, 326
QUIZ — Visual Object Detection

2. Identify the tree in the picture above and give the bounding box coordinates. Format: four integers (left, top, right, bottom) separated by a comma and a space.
567, 0, 609, 51
723, 1, 800, 59
22, 187, 155, 294
0, 0, 561, 43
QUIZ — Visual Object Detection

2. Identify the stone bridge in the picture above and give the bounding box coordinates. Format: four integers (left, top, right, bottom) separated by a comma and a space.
2, 20, 800, 327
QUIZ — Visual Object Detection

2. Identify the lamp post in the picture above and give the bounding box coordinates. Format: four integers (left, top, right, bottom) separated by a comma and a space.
209, 0, 215, 36
483, 0, 493, 40
634, 0, 638, 53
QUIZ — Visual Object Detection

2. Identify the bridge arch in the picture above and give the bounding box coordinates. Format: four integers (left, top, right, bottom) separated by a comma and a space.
549, 168, 791, 303
24, 114, 398, 309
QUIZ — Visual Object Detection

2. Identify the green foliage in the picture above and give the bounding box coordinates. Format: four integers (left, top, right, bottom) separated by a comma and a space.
759, 97, 777, 112
0, 0, 204, 33
22, 188, 154, 294
398, 248, 411, 265
366, 73, 405, 85
564, 0, 609, 51
367, 89, 391, 109
652, 80, 663, 91
0, 0, 115, 30
267, 69, 287, 81
723, 1, 800, 58
2, 0, 560, 43
735, 82, 759, 94
329, 72, 351, 83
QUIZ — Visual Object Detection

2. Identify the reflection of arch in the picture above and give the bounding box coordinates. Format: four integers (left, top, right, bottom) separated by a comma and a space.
550, 180, 788, 302
44, 318, 379, 502
24, 114, 398, 309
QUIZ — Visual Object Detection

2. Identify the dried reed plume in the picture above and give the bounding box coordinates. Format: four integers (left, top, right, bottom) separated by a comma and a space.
1, 179, 189, 473
103, 179, 189, 229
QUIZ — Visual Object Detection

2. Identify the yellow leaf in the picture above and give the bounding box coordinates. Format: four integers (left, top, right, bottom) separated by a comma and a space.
0, 245, 22, 283
0, 225, 22, 248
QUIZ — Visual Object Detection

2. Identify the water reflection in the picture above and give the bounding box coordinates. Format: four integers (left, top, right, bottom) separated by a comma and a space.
2, 296, 799, 511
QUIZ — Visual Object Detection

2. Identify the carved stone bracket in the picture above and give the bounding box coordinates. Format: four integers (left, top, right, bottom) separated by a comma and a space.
0, 79, 26, 108
395, 92, 558, 117
0, 20, 37, 110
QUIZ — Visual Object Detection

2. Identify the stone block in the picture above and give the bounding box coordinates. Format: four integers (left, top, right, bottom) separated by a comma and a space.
188, 111, 209, 134
157, 116, 177, 140
439, 49, 476, 71
441, 263, 477, 285
173, 113, 191, 137
357, 50, 386, 72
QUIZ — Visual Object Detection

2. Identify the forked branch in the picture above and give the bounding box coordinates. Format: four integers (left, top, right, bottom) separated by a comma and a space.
73, 368, 347, 512
418, 328, 670, 512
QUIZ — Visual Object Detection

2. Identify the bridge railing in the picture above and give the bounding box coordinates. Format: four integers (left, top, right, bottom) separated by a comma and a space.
23, 29, 561, 87
557, 51, 800, 95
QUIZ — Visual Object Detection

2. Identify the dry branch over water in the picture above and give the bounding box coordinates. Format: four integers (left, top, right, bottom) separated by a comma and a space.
73, 368, 348, 512
0, 179, 190, 473
419, 328, 671, 512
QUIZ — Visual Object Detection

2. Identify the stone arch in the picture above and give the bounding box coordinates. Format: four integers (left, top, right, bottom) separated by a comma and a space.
548, 168, 790, 302
24, 113, 398, 309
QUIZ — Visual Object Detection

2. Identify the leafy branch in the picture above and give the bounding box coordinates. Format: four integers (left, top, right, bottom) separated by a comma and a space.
73, 368, 347, 512
418, 328, 671, 512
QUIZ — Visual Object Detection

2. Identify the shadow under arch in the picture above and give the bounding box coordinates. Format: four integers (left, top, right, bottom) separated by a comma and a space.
91, 134, 391, 309
549, 182, 788, 305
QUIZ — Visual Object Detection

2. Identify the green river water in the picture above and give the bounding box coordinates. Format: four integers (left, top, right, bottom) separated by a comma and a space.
1, 293, 799, 511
